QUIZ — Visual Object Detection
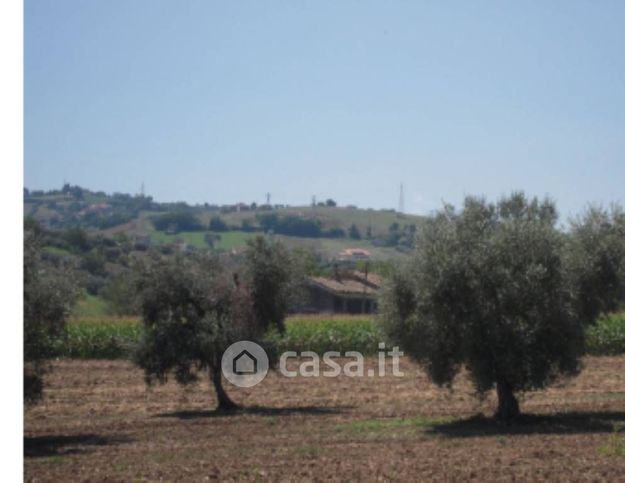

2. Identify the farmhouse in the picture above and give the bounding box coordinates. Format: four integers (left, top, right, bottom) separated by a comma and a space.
303, 270, 381, 314
338, 248, 371, 261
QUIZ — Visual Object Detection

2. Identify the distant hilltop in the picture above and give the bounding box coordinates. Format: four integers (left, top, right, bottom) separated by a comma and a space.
24, 184, 424, 259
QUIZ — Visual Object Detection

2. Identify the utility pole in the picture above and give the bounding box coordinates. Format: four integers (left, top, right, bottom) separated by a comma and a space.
399, 183, 405, 213
266, 192, 271, 206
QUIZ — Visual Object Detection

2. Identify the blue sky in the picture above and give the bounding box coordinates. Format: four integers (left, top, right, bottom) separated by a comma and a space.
24, 1, 625, 217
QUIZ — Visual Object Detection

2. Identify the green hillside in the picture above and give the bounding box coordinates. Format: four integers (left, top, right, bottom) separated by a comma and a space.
214, 205, 420, 238
25, 184, 424, 261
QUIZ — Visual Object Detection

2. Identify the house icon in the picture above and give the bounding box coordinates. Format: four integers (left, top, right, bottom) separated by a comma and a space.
232, 349, 258, 375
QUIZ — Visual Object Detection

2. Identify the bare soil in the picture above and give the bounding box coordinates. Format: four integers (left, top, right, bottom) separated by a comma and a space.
25, 356, 625, 481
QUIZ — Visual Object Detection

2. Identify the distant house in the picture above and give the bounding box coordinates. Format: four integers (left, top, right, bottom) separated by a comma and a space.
338, 248, 371, 261
302, 270, 381, 314
78, 203, 112, 217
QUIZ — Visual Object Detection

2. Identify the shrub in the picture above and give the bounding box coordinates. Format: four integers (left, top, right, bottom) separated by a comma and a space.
208, 215, 229, 232
24, 222, 78, 403
244, 236, 304, 334
151, 212, 203, 232
585, 313, 625, 355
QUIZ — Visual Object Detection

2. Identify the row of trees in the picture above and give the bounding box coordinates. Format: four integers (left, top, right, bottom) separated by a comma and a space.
381, 193, 625, 419
24, 225, 78, 403
24, 228, 303, 407
25, 193, 625, 420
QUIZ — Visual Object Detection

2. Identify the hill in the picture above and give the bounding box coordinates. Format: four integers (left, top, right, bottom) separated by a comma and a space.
24, 184, 424, 260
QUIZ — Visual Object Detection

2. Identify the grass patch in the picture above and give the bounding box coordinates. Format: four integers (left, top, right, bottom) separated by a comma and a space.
150, 230, 207, 248
213, 231, 256, 250
586, 313, 625, 355
598, 423, 625, 457
343, 416, 456, 433
74, 293, 110, 317
150, 230, 256, 250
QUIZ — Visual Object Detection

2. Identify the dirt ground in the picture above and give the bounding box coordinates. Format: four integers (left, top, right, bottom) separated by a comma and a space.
25, 356, 625, 482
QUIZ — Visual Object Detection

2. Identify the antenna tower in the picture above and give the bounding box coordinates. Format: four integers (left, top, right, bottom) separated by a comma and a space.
399, 183, 405, 213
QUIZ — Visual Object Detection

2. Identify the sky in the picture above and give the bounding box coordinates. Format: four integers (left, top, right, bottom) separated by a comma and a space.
24, 0, 625, 218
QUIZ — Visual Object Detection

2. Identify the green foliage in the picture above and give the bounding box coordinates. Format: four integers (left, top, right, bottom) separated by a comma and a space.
585, 313, 625, 355
56, 316, 383, 359
204, 232, 221, 249
100, 273, 139, 316
375, 222, 417, 248
244, 236, 304, 334
151, 212, 204, 233
208, 215, 229, 232
63, 227, 91, 252
268, 317, 382, 354
80, 248, 107, 276
62, 318, 141, 359
348, 223, 362, 240
47, 312, 625, 360
240, 219, 256, 232
381, 193, 586, 419
258, 213, 323, 238
324, 227, 347, 238
597, 423, 625, 457
567, 206, 625, 324
74, 292, 110, 317
24, 222, 79, 403
132, 251, 264, 408
134, 253, 254, 380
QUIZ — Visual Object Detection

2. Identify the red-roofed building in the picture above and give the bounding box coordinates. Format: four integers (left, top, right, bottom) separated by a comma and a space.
302, 270, 381, 314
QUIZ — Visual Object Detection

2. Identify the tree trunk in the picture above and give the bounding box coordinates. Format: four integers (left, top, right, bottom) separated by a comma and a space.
495, 380, 520, 421
210, 364, 239, 411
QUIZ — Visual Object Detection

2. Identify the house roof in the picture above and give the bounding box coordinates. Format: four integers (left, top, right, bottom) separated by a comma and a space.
339, 248, 372, 257
309, 271, 381, 296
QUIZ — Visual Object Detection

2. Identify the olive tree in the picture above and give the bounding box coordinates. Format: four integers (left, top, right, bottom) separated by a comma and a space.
133, 237, 299, 410
567, 205, 625, 322
244, 236, 304, 334
24, 221, 78, 404
133, 252, 257, 410
382, 193, 593, 420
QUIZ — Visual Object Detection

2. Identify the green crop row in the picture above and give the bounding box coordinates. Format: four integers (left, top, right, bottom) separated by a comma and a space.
268, 316, 386, 355
58, 313, 625, 360
60, 317, 142, 359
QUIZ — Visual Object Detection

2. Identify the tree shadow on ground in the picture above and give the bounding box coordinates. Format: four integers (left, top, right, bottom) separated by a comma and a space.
156, 405, 354, 420
428, 411, 625, 438
24, 434, 133, 458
